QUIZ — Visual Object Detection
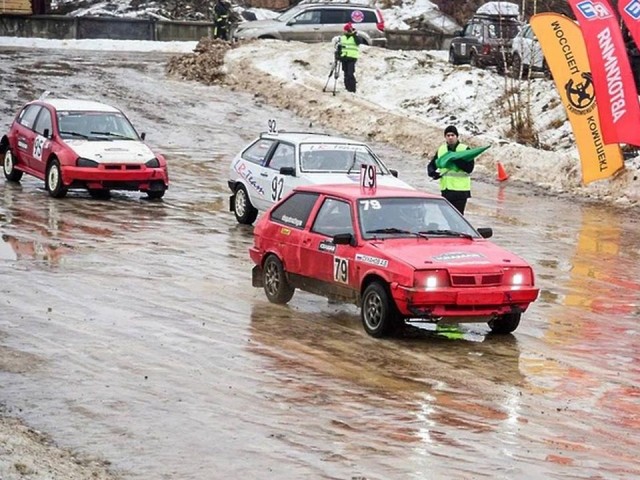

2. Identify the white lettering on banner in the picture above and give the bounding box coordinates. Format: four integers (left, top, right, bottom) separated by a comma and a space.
587, 115, 609, 171
596, 27, 627, 123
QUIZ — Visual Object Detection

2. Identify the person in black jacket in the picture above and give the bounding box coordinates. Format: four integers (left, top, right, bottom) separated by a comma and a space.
427, 125, 474, 215
212, 0, 231, 40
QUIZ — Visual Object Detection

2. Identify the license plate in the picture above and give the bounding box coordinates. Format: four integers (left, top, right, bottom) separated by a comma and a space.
456, 291, 504, 305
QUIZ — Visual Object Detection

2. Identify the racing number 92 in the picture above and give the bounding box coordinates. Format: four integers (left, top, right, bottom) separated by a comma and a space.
271, 176, 284, 202
333, 257, 349, 284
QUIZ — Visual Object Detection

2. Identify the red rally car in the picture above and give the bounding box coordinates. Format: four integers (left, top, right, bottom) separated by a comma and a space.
0, 97, 169, 199
249, 183, 539, 337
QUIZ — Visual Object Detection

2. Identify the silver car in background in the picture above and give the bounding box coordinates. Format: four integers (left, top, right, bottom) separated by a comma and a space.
510, 24, 550, 78
233, 2, 387, 47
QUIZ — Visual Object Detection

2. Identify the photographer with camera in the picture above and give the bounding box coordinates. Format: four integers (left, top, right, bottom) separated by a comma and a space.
334, 22, 364, 93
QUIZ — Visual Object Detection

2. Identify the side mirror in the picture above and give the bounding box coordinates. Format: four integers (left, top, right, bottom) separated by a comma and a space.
333, 233, 356, 246
140, 132, 146, 140
389, 169, 398, 178
477, 227, 493, 239
43, 128, 50, 138
279, 166, 295, 176
455, 29, 464, 37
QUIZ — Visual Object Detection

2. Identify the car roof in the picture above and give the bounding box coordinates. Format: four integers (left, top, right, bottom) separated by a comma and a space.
261, 131, 368, 145
294, 183, 439, 200
35, 99, 121, 113
297, 2, 375, 9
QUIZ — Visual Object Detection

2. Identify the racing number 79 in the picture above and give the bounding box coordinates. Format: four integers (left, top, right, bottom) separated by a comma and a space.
271, 176, 284, 202
333, 257, 348, 284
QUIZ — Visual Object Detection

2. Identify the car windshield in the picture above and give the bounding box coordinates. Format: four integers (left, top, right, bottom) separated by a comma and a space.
299, 143, 388, 173
57, 111, 139, 141
277, 5, 304, 23
358, 197, 479, 239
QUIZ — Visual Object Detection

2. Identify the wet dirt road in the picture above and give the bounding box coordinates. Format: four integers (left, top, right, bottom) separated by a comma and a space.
1, 47, 639, 479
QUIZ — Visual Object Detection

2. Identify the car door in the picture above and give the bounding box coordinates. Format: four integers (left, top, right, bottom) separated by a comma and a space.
12, 104, 42, 169
301, 196, 357, 293
30, 106, 54, 175
259, 141, 298, 209
284, 8, 322, 42
268, 191, 320, 274
231, 137, 277, 212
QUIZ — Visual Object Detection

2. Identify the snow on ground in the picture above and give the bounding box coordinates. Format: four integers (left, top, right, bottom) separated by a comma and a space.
1, 35, 640, 207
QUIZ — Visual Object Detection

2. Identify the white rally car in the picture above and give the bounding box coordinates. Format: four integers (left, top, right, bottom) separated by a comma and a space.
228, 131, 413, 224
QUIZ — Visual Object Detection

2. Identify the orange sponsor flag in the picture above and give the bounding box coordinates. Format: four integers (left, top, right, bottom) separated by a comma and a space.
530, 13, 624, 184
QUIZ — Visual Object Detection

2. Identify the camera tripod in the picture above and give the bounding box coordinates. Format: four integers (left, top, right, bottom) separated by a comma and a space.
322, 58, 341, 96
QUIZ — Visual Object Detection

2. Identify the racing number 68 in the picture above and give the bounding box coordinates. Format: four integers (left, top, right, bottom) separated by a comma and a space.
333, 257, 348, 284
271, 176, 284, 202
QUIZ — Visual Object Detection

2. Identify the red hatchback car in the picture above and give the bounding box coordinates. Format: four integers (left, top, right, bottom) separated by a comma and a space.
249, 183, 539, 337
0, 98, 169, 199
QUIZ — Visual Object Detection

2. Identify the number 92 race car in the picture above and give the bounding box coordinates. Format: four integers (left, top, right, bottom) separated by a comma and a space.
228, 131, 412, 225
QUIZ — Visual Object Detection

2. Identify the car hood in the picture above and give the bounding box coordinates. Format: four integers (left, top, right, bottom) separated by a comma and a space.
369, 238, 529, 271
307, 173, 413, 189
64, 140, 155, 164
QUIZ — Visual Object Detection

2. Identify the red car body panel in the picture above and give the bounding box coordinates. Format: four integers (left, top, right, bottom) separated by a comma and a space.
2, 99, 168, 193
250, 184, 539, 323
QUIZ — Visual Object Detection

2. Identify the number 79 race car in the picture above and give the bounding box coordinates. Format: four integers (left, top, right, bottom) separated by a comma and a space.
228, 131, 412, 225
249, 180, 539, 338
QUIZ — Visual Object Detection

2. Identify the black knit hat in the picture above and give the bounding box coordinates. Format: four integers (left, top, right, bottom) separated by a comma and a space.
444, 125, 458, 136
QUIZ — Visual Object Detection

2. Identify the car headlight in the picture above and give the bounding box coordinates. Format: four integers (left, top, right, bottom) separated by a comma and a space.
77, 157, 98, 167
503, 267, 533, 286
145, 158, 160, 168
414, 270, 450, 290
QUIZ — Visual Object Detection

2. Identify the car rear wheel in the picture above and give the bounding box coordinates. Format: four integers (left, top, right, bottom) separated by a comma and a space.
234, 184, 258, 225
46, 159, 68, 198
89, 189, 111, 200
3, 149, 23, 182
361, 282, 400, 338
488, 313, 521, 334
263, 255, 294, 304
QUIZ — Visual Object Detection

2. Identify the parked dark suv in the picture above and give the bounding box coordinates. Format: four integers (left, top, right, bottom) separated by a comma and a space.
448, 13, 521, 74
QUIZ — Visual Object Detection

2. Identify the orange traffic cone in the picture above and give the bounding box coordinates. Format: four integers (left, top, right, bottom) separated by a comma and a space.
497, 162, 509, 182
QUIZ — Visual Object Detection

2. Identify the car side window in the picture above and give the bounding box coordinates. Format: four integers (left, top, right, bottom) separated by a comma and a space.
267, 143, 295, 171
294, 9, 320, 24
312, 198, 353, 237
242, 138, 276, 165
18, 105, 42, 130
271, 192, 319, 229
361, 10, 376, 23
321, 9, 344, 24
33, 109, 53, 137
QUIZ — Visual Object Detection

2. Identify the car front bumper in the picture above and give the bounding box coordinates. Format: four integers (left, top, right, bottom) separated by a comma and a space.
392, 285, 539, 319
62, 165, 169, 188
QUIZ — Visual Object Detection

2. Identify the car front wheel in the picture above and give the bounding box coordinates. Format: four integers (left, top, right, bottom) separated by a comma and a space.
147, 189, 166, 200
234, 184, 258, 225
3, 149, 23, 182
46, 159, 68, 198
470, 51, 479, 68
488, 313, 521, 334
449, 47, 460, 65
361, 282, 400, 338
263, 255, 294, 304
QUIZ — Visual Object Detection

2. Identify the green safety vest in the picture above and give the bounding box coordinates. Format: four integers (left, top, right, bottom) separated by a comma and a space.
340, 35, 360, 59
437, 142, 470, 191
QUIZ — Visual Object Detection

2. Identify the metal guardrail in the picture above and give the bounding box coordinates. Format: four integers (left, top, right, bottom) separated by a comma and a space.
0, 13, 214, 41
0, 13, 451, 49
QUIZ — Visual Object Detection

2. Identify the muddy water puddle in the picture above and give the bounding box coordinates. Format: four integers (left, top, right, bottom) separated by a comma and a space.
0, 48, 639, 479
